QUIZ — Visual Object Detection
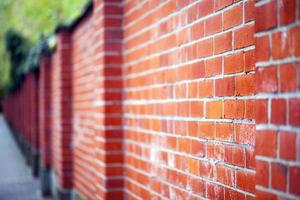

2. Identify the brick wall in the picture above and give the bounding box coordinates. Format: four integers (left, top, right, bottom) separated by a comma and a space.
39, 55, 52, 169
254, 0, 300, 199
2, 72, 39, 169
122, 0, 256, 199
39, 54, 53, 195
1, 0, 300, 199
51, 30, 73, 193
71, 1, 124, 199
71, 11, 97, 199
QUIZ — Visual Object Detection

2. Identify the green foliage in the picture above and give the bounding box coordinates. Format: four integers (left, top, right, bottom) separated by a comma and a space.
5, 29, 57, 92
5, 30, 30, 91
0, 0, 88, 97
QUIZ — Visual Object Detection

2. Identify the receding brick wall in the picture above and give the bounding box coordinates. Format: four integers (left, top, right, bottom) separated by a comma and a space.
2, 72, 39, 164
1, 0, 300, 199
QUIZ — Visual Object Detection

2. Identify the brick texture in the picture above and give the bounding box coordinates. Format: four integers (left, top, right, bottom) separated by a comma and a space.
254, 0, 300, 199
39, 55, 52, 168
1, 0, 299, 199
51, 30, 73, 189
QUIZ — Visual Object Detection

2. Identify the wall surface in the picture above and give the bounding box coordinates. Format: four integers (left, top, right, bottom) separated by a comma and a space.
71, 11, 98, 199
50, 30, 74, 196
1, 0, 300, 200
39, 55, 53, 195
255, 0, 300, 199
39, 55, 52, 169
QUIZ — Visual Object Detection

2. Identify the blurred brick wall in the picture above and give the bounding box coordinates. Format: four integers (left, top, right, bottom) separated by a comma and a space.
2, 72, 39, 160
1, 0, 300, 199
254, 0, 300, 199
70, 10, 97, 199
50, 30, 73, 190
39, 55, 52, 169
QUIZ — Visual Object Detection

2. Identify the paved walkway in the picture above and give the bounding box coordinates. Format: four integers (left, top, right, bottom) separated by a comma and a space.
0, 114, 43, 200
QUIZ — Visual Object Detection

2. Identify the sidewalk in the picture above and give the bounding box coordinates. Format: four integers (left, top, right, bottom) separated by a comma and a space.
0, 114, 43, 200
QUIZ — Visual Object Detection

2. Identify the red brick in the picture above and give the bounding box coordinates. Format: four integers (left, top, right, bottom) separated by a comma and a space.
214, 0, 233, 11
245, 99, 255, 119
178, 138, 190, 153
214, 31, 232, 54
255, 66, 278, 93
224, 146, 245, 167
256, 160, 269, 187
279, 131, 296, 160
236, 171, 255, 193
224, 100, 245, 119
207, 183, 225, 199
297, 62, 300, 89
244, 50, 255, 72
271, 163, 287, 191
206, 101, 223, 119
216, 123, 234, 141
255, 0, 277, 32
255, 99, 268, 124
256, 190, 277, 200
199, 160, 214, 178
189, 101, 204, 117
288, 26, 300, 56
197, 38, 213, 58
188, 61, 205, 79
215, 165, 235, 187
236, 74, 255, 96
191, 21, 204, 40
234, 24, 255, 49
190, 178, 206, 196
205, 14, 222, 36
289, 166, 300, 195
204, 57, 222, 77
225, 189, 245, 200
215, 77, 235, 97
279, 63, 297, 92
236, 124, 255, 145
244, 0, 254, 22
255, 35, 271, 62
256, 130, 277, 157
223, 4, 243, 30
272, 31, 292, 59
188, 121, 198, 137
188, 157, 198, 176
187, 4, 198, 23
271, 98, 286, 124
190, 139, 206, 157
198, 122, 215, 139
188, 82, 198, 98
198, 80, 214, 97
245, 147, 255, 169
197, 0, 214, 18
289, 98, 300, 125
224, 52, 244, 74
279, 0, 296, 25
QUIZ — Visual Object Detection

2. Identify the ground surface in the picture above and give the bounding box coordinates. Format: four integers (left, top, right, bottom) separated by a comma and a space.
0, 114, 43, 200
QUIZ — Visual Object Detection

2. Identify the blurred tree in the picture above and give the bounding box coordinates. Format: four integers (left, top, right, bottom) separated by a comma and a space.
5, 30, 30, 91
0, 0, 88, 97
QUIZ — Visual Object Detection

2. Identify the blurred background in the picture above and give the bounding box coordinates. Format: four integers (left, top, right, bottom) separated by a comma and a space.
0, 0, 88, 101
